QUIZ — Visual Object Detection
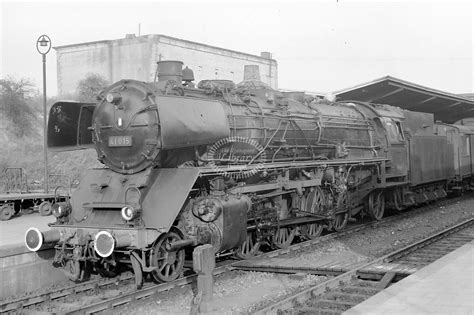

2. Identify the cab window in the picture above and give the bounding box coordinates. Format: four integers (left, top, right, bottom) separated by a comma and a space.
461, 135, 470, 156
383, 118, 405, 143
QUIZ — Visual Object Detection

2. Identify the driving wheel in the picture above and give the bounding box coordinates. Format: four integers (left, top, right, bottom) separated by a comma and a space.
271, 226, 296, 249
332, 192, 349, 232
300, 187, 325, 239
368, 190, 385, 220
235, 230, 260, 259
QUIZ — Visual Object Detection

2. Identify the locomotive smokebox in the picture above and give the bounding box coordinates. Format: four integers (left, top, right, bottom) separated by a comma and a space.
157, 60, 183, 83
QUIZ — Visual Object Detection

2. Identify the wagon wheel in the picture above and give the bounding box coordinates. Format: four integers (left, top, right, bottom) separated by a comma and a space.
150, 231, 185, 283
300, 187, 325, 240
0, 204, 14, 221
332, 192, 349, 232
368, 191, 385, 220
271, 226, 296, 249
235, 230, 261, 259
39, 201, 52, 216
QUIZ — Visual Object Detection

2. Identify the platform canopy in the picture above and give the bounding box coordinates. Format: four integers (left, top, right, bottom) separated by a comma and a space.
334, 76, 474, 123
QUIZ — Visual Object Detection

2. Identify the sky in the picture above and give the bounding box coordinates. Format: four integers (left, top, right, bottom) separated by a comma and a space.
0, 0, 473, 96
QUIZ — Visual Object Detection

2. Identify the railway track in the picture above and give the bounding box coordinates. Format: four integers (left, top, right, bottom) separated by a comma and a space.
253, 218, 474, 314
3, 221, 376, 314
0, 195, 471, 314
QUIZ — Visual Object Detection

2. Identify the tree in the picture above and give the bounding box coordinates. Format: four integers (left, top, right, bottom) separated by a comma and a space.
0, 76, 37, 137
76, 73, 109, 102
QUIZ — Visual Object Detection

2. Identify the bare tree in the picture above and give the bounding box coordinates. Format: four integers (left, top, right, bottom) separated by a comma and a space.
76, 73, 109, 102
0, 76, 37, 137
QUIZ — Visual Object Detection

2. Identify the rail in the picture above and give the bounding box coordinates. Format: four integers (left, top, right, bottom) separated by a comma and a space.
255, 218, 473, 314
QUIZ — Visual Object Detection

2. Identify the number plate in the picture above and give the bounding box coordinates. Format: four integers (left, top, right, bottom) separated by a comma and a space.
108, 136, 132, 147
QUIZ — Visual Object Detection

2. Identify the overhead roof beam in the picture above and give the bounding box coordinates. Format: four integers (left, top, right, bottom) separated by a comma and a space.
412, 100, 463, 112
445, 101, 462, 108
434, 102, 464, 113
367, 88, 404, 102
415, 96, 437, 105
387, 82, 469, 104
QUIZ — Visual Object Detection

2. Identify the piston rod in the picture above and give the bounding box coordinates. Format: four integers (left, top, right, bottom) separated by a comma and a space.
165, 239, 195, 251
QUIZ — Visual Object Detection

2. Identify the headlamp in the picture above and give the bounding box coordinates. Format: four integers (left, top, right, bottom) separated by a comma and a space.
121, 205, 138, 221
106, 92, 122, 105
52, 202, 70, 218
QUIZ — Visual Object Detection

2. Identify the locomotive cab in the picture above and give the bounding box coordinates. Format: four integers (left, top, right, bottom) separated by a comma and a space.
379, 116, 408, 177
347, 101, 408, 178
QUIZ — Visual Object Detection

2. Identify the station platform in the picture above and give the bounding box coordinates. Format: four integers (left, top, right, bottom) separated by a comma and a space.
0, 212, 54, 247
0, 213, 68, 299
344, 241, 474, 315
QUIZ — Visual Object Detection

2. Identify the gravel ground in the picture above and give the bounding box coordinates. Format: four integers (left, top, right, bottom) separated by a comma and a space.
112, 195, 473, 314
115, 271, 327, 315
339, 197, 474, 258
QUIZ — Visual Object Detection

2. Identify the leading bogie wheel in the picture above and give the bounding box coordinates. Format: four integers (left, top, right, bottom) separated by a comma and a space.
235, 230, 260, 259
332, 192, 349, 232
95, 256, 121, 278
130, 253, 143, 289
150, 231, 185, 283
0, 204, 14, 221
300, 187, 325, 239
64, 260, 81, 282
368, 191, 385, 220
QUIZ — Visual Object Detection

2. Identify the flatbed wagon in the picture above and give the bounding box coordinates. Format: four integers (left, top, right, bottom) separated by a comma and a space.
0, 168, 69, 221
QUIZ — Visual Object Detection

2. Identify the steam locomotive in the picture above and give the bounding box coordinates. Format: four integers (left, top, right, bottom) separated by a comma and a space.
25, 61, 474, 288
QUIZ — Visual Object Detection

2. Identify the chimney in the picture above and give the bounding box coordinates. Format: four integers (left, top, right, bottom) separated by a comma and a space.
260, 52, 272, 59
243, 65, 261, 81
157, 60, 183, 83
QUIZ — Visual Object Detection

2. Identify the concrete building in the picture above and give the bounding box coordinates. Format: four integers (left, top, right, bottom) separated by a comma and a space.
54, 34, 278, 96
